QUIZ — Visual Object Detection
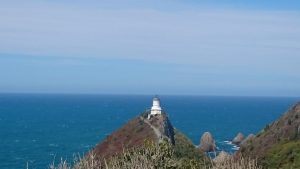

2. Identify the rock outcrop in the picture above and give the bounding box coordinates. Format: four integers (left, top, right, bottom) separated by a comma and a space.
213, 151, 231, 164
199, 132, 216, 152
232, 132, 245, 145
240, 134, 255, 146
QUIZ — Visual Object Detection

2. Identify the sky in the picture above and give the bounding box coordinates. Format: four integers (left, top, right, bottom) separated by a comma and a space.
0, 0, 300, 96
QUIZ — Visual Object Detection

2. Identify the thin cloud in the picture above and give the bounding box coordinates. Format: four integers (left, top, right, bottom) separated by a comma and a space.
0, 0, 299, 96
0, 2, 299, 64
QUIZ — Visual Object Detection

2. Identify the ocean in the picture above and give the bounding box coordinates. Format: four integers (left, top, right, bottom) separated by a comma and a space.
0, 94, 299, 169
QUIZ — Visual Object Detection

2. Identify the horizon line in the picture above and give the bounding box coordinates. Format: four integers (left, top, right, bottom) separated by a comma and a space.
0, 91, 299, 98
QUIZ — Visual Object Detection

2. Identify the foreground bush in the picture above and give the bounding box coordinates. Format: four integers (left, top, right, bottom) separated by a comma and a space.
263, 141, 300, 169
49, 140, 262, 169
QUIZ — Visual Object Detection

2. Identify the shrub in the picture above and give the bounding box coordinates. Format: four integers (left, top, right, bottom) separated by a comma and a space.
49, 140, 262, 169
263, 141, 300, 169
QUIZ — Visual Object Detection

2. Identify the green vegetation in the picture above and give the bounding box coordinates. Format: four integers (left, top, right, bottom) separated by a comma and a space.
173, 130, 208, 164
263, 141, 300, 169
49, 140, 262, 169
238, 102, 300, 168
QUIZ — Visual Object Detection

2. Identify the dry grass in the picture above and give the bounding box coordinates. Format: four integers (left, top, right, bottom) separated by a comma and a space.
213, 156, 262, 169
49, 141, 262, 169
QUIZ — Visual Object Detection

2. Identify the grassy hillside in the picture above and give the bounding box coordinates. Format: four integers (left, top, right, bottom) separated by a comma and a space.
238, 102, 300, 168
49, 111, 265, 168
91, 115, 157, 159
49, 124, 262, 169
173, 129, 208, 162
263, 141, 300, 169
50, 139, 262, 169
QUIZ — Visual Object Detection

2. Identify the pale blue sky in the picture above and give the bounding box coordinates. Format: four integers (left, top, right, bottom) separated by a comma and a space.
0, 0, 300, 96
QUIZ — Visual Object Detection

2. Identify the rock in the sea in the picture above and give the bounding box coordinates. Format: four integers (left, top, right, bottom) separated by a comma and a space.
199, 132, 216, 152
213, 151, 231, 164
232, 132, 245, 145
240, 134, 255, 146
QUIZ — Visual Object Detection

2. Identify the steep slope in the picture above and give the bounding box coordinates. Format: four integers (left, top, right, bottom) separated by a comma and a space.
238, 102, 300, 168
173, 129, 208, 161
91, 112, 175, 159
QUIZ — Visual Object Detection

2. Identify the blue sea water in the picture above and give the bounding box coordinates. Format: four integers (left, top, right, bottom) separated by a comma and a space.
0, 94, 299, 169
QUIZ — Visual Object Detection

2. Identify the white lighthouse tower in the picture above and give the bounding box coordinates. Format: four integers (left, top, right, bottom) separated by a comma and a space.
150, 96, 162, 115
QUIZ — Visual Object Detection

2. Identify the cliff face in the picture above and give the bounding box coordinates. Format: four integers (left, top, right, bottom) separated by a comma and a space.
145, 112, 175, 144
238, 102, 300, 168
91, 112, 175, 159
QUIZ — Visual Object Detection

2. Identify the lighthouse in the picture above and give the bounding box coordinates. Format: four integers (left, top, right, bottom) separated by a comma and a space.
150, 96, 162, 115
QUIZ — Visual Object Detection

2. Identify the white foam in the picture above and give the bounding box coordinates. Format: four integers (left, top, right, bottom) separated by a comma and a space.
224, 140, 233, 145
232, 146, 240, 150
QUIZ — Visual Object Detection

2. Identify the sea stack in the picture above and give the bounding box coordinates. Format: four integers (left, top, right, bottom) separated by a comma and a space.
240, 134, 255, 146
199, 132, 216, 152
232, 132, 245, 145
